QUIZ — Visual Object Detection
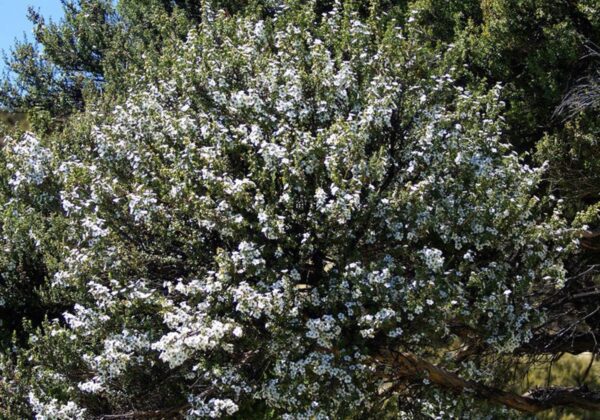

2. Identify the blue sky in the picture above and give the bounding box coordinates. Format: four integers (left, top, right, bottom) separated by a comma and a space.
0, 1, 64, 71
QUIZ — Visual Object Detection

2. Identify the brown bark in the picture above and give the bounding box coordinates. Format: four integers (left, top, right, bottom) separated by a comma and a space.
581, 230, 600, 240
98, 405, 187, 419
518, 332, 599, 355
392, 352, 600, 413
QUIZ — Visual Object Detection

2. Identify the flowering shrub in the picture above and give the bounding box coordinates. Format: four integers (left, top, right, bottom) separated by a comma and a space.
0, 1, 579, 418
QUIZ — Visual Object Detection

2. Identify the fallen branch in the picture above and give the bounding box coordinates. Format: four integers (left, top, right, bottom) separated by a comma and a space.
98, 405, 188, 419
582, 230, 600, 239
393, 352, 600, 413
517, 332, 599, 355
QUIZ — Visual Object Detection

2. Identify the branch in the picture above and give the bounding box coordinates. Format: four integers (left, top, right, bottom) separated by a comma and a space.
581, 230, 600, 239
518, 332, 599, 355
392, 352, 600, 413
98, 405, 187, 419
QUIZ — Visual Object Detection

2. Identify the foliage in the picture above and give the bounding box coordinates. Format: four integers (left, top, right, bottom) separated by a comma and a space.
0, 112, 28, 129
0, 0, 599, 418
1, 0, 211, 121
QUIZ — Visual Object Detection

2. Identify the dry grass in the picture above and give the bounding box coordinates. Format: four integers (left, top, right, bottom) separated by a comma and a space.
0, 111, 29, 132
523, 353, 600, 419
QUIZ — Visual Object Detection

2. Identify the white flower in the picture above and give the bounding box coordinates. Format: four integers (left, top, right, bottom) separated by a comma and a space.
232, 326, 244, 337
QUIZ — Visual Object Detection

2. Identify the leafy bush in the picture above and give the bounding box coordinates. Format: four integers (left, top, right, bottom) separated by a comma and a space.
1, 0, 600, 418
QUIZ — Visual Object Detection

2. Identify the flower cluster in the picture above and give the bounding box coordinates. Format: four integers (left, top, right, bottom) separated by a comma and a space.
4, 133, 51, 191
1, 1, 571, 418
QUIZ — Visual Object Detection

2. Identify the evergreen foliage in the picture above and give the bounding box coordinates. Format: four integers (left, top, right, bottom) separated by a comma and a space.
1, 0, 599, 418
